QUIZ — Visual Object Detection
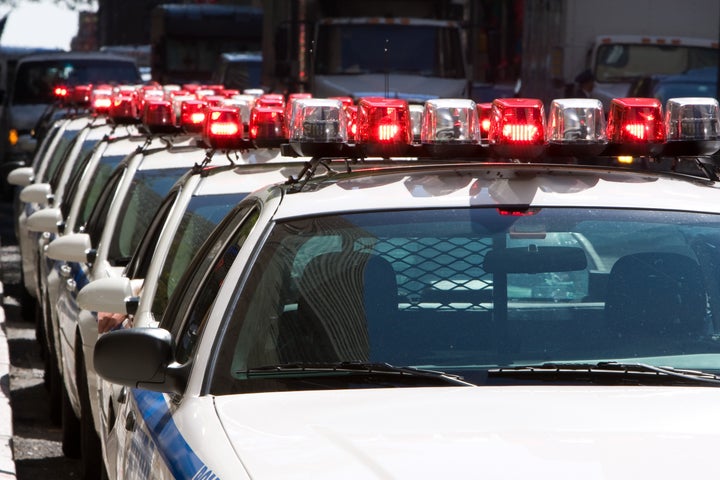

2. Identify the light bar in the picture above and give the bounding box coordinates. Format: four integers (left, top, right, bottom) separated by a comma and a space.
663, 97, 720, 155
489, 98, 545, 158
357, 97, 412, 157
546, 98, 607, 156
288, 98, 347, 156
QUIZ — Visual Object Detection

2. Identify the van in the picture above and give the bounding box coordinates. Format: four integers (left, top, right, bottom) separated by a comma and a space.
0, 51, 141, 188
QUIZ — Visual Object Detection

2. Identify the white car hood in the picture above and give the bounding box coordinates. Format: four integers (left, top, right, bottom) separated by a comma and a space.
214, 386, 720, 478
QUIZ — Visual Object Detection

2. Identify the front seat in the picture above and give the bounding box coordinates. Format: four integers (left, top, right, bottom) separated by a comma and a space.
605, 252, 708, 351
281, 251, 398, 363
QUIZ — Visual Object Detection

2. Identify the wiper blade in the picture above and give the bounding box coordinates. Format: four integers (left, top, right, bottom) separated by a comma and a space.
490, 361, 720, 386
244, 361, 476, 386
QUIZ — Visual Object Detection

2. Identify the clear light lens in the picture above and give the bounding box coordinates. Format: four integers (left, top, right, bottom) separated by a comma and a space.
289, 98, 347, 143
421, 98, 480, 144
409, 104, 424, 143
546, 98, 607, 144
665, 97, 720, 141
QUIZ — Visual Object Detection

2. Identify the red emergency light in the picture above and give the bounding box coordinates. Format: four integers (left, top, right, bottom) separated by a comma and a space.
356, 97, 412, 157
477, 102, 492, 142
71, 85, 93, 107
256, 93, 285, 108
53, 85, 70, 101
605, 97, 665, 156
143, 100, 178, 134
90, 85, 113, 115
108, 88, 139, 124
488, 98, 545, 157
249, 105, 287, 148
203, 106, 245, 150
179, 99, 207, 133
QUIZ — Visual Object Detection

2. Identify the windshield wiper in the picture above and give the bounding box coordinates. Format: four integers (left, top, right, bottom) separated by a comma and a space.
242, 361, 476, 386
489, 361, 720, 386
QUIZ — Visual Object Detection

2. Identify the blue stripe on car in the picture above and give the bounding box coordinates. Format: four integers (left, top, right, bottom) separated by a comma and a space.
132, 389, 219, 480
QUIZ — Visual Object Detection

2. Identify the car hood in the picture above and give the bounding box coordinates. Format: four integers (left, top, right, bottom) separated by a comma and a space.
313, 73, 467, 103
214, 385, 720, 478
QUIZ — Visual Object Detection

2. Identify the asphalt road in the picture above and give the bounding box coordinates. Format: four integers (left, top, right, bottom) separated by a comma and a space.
1, 199, 81, 479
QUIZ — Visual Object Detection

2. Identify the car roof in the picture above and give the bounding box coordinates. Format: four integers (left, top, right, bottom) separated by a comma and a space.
15, 51, 138, 64
271, 164, 720, 220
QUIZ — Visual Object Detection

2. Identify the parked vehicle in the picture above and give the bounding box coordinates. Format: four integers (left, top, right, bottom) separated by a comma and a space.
520, 0, 719, 108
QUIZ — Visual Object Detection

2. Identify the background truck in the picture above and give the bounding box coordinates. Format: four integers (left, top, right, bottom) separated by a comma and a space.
264, 0, 470, 103
519, 0, 720, 108
150, 3, 263, 84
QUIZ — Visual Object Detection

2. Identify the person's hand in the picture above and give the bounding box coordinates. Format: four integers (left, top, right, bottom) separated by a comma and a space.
98, 312, 127, 333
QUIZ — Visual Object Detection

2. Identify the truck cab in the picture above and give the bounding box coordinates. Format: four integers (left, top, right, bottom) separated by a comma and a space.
311, 17, 469, 102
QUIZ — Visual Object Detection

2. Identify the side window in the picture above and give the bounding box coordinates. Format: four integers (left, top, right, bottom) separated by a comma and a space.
125, 191, 179, 279
85, 168, 124, 246
169, 206, 260, 364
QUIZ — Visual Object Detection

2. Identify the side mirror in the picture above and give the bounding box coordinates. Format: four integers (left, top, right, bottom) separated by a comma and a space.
78, 276, 136, 315
94, 327, 187, 394
45, 233, 94, 263
19, 182, 52, 205
26, 207, 63, 233
7, 167, 33, 187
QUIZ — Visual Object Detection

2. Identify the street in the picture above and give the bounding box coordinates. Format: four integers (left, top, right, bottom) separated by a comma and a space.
1, 200, 80, 479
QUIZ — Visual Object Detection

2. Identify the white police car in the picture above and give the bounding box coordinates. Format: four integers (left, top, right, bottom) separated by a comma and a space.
91, 96, 720, 478
24, 118, 146, 434
77, 158, 309, 477
44, 94, 321, 477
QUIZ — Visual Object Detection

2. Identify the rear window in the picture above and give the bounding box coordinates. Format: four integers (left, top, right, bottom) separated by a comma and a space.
12, 58, 140, 105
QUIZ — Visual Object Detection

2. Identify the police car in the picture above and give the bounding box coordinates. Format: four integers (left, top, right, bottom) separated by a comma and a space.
43, 90, 321, 477
91, 95, 720, 478
77, 158, 311, 477
26, 118, 149, 433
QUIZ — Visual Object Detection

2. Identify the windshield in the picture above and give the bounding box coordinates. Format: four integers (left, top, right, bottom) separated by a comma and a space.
12, 58, 140, 105
212, 207, 720, 393
595, 44, 717, 83
314, 23, 465, 78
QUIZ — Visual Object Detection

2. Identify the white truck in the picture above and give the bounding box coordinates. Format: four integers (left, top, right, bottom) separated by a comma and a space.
519, 0, 720, 108
265, 0, 470, 103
